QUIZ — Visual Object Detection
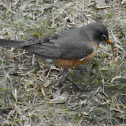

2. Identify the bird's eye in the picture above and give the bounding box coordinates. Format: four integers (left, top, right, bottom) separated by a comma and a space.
101, 35, 107, 40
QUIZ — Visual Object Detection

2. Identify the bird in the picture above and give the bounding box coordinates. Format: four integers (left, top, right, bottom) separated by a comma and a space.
0, 21, 113, 69
0, 21, 114, 90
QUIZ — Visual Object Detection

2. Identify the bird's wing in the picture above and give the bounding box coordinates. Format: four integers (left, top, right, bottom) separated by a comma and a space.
23, 28, 95, 60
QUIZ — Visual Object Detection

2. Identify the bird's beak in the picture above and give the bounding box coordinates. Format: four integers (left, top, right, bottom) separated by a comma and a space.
106, 38, 115, 53
106, 39, 113, 45
106, 39, 116, 67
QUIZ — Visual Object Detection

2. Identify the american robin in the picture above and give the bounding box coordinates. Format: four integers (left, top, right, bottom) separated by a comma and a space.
0, 22, 113, 69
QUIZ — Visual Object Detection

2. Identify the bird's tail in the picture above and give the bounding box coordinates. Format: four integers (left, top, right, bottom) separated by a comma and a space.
0, 39, 26, 49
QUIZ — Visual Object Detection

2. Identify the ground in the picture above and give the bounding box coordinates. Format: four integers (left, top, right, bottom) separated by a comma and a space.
0, 0, 126, 126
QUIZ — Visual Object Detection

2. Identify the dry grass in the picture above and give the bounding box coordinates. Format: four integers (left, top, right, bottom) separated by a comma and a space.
0, 0, 126, 126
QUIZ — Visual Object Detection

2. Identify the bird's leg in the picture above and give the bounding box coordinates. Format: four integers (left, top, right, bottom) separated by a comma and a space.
53, 68, 92, 91
62, 69, 92, 91
65, 75, 92, 91
53, 68, 68, 87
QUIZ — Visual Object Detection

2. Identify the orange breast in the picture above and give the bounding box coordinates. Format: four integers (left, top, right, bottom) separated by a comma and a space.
55, 42, 99, 69
55, 51, 96, 68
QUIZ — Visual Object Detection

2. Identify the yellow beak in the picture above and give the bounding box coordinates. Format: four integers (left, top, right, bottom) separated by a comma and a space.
106, 38, 115, 53
106, 39, 113, 45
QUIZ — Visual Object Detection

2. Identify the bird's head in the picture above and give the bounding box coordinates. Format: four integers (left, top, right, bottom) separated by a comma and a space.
89, 22, 113, 45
